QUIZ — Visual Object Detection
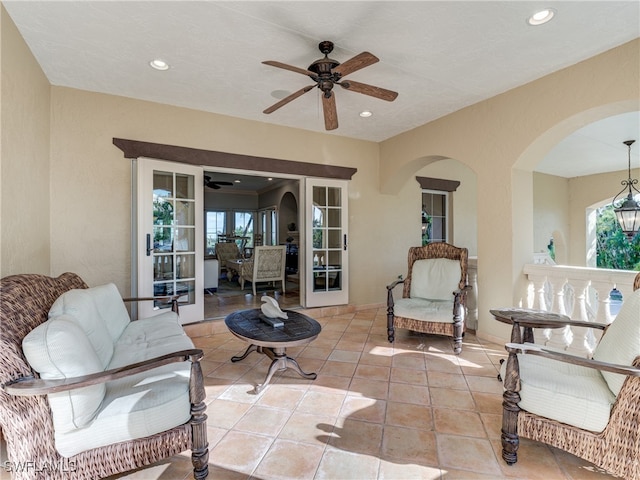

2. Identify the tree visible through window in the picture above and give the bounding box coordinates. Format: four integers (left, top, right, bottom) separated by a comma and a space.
596, 204, 640, 270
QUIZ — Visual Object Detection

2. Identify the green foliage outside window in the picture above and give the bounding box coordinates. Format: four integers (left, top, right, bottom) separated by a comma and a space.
596, 205, 640, 270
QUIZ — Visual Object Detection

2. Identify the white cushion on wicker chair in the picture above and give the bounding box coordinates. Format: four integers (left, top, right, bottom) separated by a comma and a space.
410, 258, 460, 301
24, 282, 195, 457
500, 353, 616, 432
54, 362, 192, 457
48, 286, 121, 368
393, 297, 454, 323
22, 316, 106, 428
110, 318, 191, 369
593, 288, 640, 396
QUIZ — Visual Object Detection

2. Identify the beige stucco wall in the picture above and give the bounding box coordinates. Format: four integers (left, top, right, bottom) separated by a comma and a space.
533, 172, 570, 264
379, 38, 640, 342
0, 5, 51, 276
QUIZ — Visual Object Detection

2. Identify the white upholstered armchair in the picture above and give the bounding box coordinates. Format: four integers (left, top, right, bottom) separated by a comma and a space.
239, 245, 287, 296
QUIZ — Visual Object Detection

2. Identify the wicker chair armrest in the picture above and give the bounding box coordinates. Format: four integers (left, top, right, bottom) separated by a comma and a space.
122, 295, 180, 314
386, 278, 405, 291
515, 318, 608, 330
2, 348, 203, 396
505, 343, 640, 377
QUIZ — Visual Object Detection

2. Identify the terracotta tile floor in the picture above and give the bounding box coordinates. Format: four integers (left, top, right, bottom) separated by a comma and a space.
119, 306, 618, 479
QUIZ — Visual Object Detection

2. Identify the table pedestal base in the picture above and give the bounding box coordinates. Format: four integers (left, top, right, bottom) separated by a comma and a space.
231, 344, 317, 394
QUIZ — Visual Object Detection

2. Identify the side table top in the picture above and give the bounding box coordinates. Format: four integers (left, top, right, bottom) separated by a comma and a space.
490, 308, 570, 326
225, 309, 321, 347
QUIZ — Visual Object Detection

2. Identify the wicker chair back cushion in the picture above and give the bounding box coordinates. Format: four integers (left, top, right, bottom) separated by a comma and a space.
593, 288, 640, 395
23, 316, 107, 428
50, 283, 131, 343
410, 258, 461, 301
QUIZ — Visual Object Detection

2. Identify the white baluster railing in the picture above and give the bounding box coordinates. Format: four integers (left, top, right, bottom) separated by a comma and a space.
522, 264, 637, 357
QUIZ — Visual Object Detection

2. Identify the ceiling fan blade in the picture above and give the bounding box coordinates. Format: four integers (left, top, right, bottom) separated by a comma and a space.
262, 61, 317, 78
322, 92, 338, 131
340, 80, 398, 102
263, 85, 315, 114
332, 52, 379, 77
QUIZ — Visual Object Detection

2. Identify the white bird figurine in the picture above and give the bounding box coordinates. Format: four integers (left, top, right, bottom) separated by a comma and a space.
260, 296, 288, 319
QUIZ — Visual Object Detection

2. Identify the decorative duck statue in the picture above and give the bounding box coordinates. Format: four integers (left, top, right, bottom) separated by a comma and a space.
260, 295, 288, 320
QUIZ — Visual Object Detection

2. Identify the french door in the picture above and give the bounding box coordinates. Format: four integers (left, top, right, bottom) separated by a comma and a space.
304, 178, 349, 307
137, 158, 204, 323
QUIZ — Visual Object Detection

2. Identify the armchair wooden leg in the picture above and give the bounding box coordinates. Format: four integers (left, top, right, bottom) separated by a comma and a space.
189, 353, 209, 479
452, 293, 464, 354
386, 289, 396, 343
501, 324, 523, 466
386, 315, 395, 343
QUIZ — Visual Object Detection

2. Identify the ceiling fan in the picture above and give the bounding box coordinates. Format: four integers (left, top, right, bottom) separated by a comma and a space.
262, 41, 398, 131
204, 175, 233, 190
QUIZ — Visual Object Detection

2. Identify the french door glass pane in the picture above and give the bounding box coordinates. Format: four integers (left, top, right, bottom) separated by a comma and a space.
312, 186, 343, 292
152, 170, 197, 309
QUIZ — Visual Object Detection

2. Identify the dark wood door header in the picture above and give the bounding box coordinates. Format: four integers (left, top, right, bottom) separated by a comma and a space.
113, 138, 357, 180
416, 176, 460, 192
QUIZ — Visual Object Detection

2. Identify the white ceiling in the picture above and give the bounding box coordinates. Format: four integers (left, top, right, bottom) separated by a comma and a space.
4, 1, 639, 178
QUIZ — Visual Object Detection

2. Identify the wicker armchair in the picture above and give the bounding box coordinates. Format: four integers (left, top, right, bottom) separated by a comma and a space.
499, 273, 640, 480
215, 241, 241, 279
386, 242, 470, 354
239, 245, 287, 296
0, 273, 208, 479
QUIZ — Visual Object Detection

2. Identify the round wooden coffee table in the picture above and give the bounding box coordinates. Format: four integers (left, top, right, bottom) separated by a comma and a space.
224, 309, 322, 393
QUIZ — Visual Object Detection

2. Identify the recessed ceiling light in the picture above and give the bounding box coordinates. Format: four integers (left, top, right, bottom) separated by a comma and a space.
149, 59, 170, 71
528, 8, 555, 26
234, 179, 241, 183
360, 111, 373, 118
267, 177, 273, 181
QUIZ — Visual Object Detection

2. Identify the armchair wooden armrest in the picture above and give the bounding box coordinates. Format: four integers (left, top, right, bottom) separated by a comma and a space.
386, 278, 405, 291
505, 343, 640, 377
510, 316, 608, 331
2, 348, 203, 396
122, 294, 181, 314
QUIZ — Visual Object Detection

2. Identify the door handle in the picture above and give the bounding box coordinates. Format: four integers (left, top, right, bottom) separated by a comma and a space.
146, 234, 154, 256
344, 234, 348, 251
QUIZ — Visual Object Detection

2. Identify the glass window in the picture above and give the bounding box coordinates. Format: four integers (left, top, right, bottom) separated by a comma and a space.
205, 211, 226, 255
422, 190, 448, 244
234, 211, 254, 248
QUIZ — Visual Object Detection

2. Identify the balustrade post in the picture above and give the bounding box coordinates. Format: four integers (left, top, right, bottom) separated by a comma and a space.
566, 279, 592, 357
589, 281, 614, 346
542, 277, 569, 349
528, 275, 548, 310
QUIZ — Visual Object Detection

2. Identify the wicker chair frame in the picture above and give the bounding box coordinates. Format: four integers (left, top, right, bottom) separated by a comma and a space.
0, 273, 209, 479
501, 272, 640, 479
386, 242, 470, 354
